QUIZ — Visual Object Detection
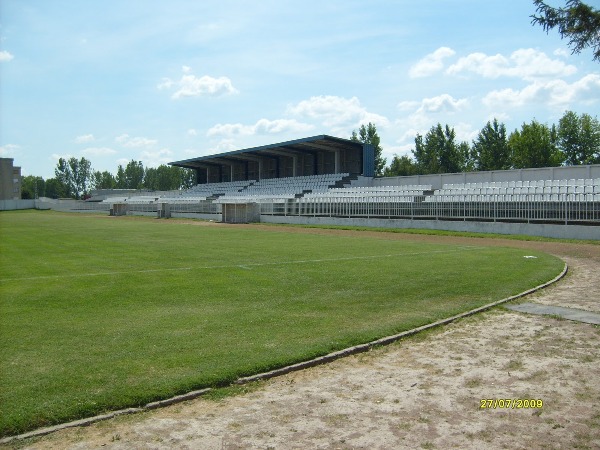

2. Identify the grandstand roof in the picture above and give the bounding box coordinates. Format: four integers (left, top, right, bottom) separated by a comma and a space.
170, 134, 375, 183
169, 135, 367, 170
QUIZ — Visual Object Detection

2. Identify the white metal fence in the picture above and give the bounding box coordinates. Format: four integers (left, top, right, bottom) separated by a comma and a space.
263, 194, 600, 225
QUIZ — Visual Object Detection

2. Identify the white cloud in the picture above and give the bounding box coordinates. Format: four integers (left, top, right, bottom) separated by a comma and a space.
0, 50, 14, 62
81, 147, 117, 157
139, 148, 173, 167
207, 118, 314, 137
409, 47, 456, 78
416, 94, 468, 114
157, 78, 174, 90
254, 118, 314, 135
447, 48, 577, 81
115, 134, 157, 148
207, 123, 251, 137
453, 122, 478, 143
287, 95, 389, 132
393, 94, 469, 146
187, 128, 198, 136
553, 48, 569, 58
0, 144, 19, 156
486, 112, 511, 123
74, 134, 95, 144
397, 100, 420, 111
206, 139, 238, 155
483, 74, 600, 108
158, 67, 238, 99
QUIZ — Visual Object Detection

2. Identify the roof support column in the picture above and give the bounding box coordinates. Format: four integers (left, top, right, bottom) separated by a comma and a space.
292, 156, 298, 177
335, 150, 340, 174
258, 159, 263, 180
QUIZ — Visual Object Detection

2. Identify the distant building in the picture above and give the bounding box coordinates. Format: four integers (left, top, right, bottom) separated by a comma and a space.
0, 158, 22, 200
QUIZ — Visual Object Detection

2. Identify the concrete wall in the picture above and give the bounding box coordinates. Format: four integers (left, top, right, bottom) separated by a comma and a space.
260, 215, 600, 240
0, 199, 35, 210
375, 164, 600, 189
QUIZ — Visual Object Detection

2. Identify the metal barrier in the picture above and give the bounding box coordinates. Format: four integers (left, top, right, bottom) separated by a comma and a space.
281, 194, 600, 225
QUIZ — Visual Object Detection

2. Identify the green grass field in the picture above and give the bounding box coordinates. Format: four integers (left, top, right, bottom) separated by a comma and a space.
0, 211, 564, 437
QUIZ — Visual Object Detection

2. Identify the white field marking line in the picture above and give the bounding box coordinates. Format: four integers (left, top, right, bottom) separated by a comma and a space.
0, 246, 483, 282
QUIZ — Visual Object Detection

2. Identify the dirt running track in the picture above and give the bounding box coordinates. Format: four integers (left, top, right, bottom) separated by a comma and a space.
11, 225, 600, 450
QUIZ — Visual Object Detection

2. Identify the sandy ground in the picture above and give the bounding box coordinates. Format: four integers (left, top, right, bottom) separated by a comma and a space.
9, 226, 600, 450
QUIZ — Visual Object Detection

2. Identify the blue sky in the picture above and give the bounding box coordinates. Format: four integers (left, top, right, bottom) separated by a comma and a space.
1, 0, 599, 179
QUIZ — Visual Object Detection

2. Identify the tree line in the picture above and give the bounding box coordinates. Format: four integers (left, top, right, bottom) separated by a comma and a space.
21, 110, 600, 199
352, 111, 600, 177
21, 159, 196, 200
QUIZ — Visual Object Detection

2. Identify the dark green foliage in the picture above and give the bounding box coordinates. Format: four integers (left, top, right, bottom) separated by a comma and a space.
558, 110, 600, 165
120, 160, 145, 189
351, 122, 386, 176
54, 157, 92, 199
508, 120, 563, 168
532, 0, 600, 62
92, 170, 117, 190
472, 119, 511, 171
384, 154, 417, 177
44, 178, 68, 199
144, 165, 196, 191
412, 124, 464, 174
20, 176, 45, 199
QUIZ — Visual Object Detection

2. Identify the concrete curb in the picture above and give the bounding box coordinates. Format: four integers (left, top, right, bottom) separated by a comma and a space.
1, 263, 567, 445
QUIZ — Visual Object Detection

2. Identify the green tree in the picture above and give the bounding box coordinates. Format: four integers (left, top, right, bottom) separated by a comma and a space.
116, 165, 126, 188
45, 178, 68, 199
92, 170, 117, 190
156, 165, 179, 191
351, 122, 386, 176
117, 160, 145, 189
69, 157, 92, 199
54, 157, 92, 199
558, 110, 600, 164
532, 0, 600, 62
472, 119, 511, 171
21, 176, 45, 199
54, 158, 73, 198
412, 124, 464, 174
179, 168, 197, 189
460, 141, 476, 172
509, 120, 563, 168
143, 167, 159, 190
383, 155, 417, 177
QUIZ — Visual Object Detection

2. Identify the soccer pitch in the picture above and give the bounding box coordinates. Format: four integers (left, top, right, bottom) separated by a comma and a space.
0, 211, 564, 436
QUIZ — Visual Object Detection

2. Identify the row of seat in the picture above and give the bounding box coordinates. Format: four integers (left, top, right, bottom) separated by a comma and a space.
329, 185, 432, 193
436, 185, 600, 196
424, 193, 600, 203
443, 178, 600, 190
255, 173, 348, 184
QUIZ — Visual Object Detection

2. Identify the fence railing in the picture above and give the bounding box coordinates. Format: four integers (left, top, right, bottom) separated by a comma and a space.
54, 194, 600, 225
265, 194, 600, 225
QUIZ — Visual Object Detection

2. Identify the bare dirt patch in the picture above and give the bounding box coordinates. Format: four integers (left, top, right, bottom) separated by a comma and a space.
10, 226, 600, 450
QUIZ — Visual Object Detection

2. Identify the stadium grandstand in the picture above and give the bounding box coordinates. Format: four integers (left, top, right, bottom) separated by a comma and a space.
51, 135, 599, 240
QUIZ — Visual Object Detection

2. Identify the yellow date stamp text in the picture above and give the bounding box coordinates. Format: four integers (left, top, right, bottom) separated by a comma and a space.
480, 398, 543, 409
